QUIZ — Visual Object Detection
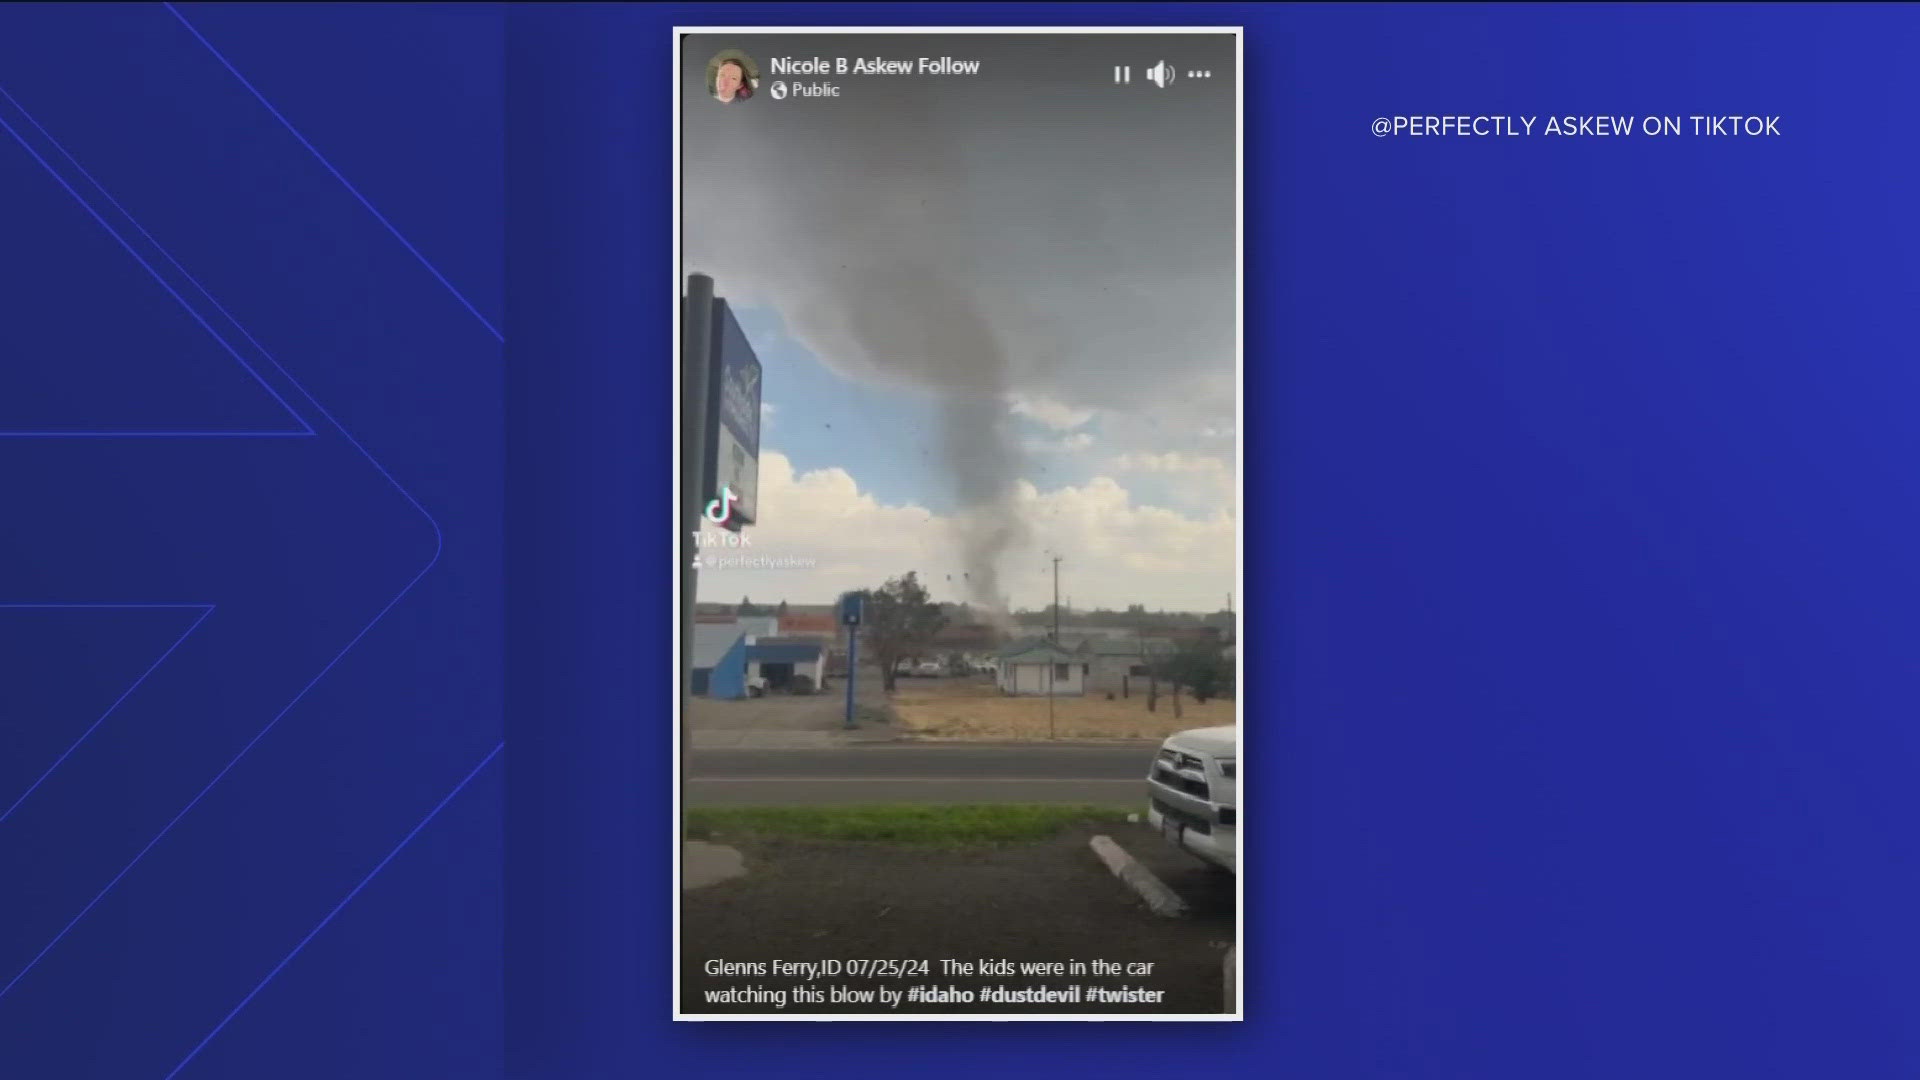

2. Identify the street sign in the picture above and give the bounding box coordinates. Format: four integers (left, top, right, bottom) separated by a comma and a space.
840, 591, 864, 626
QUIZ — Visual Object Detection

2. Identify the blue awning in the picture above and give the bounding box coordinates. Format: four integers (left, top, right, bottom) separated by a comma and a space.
746, 642, 824, 663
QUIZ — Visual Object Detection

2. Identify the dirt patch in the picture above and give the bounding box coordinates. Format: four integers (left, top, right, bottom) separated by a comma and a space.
681, 824, 1234, 1014
890, 678, 1236, 741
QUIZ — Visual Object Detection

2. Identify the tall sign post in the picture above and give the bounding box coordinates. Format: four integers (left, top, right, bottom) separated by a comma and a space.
840, 591, 864, 729
685, 282, 762, 707
681, 275, 714, 738
685, 281, 766, 826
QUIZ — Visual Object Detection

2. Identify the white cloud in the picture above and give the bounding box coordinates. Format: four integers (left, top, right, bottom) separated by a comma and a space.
1111, 450, 1238, 513
697, 452, 1233, 611
1026, 431, 1095, 455
1010, 396, 1095, 432
1113, 451, 1227, 475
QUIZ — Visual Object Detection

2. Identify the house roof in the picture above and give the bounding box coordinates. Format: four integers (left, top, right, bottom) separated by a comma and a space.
993, 637, 1081, 663
1054, 635, 1179, 657
691, 624, 745, 669
695, 614, 780, 637
747, 640, 826, 663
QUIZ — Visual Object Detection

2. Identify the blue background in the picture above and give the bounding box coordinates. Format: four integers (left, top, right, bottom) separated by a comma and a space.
4, 3, 1918, 1078
0, 4, 502, 1078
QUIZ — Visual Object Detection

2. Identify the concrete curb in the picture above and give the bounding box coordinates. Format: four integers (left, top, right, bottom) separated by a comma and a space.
1089, 835, 1188, 918
683, 841, 747, 890
686, 729, 905, 750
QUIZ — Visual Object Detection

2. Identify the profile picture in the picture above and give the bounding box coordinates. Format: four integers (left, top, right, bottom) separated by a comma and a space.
707, 50, 759, 104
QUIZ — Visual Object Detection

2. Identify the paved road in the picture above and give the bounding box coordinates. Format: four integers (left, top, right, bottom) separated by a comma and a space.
685, 744, 1157, 806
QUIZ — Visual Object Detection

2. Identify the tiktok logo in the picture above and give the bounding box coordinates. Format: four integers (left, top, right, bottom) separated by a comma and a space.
704, 484, 739, 525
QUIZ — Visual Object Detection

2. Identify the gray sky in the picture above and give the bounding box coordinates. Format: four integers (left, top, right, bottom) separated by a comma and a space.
683, 33, 1238, 612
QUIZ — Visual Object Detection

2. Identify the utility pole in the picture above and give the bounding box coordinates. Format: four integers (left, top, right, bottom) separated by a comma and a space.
1049, 555, 1061, 740
1051, 555, 1062, 642
1144, 625, 1159, 713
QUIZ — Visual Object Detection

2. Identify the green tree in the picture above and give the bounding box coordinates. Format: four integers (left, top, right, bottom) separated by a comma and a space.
1159, 638, 1231, 703
858, 572, 948, 692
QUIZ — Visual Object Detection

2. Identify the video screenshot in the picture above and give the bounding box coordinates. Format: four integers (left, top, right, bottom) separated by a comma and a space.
677, 28, 1241, 1018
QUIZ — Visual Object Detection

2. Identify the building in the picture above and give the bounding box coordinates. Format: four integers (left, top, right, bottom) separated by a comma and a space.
696, 613, 779, 638
745, 637, 828, 693
776, 612, 839, 638
1060, 625, 1148, 642
992, 638, 1087, 696
693, 623, 831, 697
1074, 636, 1177, 697
775, 612, 843, 674
691, 623, 749, 698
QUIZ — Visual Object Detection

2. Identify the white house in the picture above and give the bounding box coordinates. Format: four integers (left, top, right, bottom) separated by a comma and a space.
1074, 637, 1177, 697
993, 638, 1086, 696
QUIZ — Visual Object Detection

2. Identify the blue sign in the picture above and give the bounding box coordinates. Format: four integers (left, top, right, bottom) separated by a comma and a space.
712, 301, 761, 457
840, 592, 864, 626
703, 299, 761, 529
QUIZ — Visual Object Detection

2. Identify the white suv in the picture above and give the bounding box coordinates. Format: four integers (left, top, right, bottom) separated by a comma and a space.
1146, 725, 1237, 872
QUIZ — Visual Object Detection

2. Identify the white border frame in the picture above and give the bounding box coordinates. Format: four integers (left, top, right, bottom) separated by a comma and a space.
674, 25, 1244, 1022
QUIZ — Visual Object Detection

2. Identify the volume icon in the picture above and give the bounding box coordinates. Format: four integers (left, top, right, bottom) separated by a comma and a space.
1147, 60, 1176, 88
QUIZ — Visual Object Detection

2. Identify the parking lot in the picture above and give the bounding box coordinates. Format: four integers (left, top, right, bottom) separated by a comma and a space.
685, 665, 895, 736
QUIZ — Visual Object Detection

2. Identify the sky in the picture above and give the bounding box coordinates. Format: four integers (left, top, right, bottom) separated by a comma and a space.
683, 33, 1237, 613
